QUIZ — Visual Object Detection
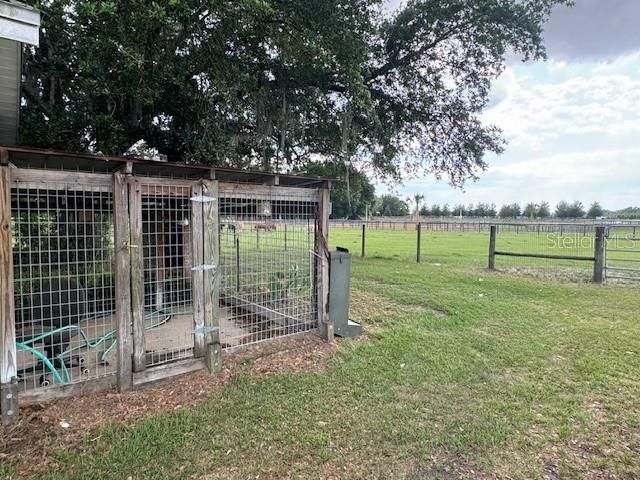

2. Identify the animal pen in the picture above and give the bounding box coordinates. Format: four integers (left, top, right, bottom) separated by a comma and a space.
0, 146, 332, 424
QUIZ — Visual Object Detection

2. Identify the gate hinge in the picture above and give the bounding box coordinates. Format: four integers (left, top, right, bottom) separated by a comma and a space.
193, 326, 220, 335
190, 196, 217, 203
191, 264, 217, 272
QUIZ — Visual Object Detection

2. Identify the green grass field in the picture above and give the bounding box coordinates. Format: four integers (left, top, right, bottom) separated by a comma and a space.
331, 226, 602, 279
5, 229, 640, 479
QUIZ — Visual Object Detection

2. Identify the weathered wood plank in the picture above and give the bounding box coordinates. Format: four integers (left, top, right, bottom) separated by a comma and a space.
488, 225, 497, 270
203, 180, 221, 373
593, 226, 606, 284
128, 178, 146, 373
0, 166, 18, 423
191, 183, 205, 357
317, 187, 333, 342
132, 358, 206, 386
133, 176, 195, 186
218, 182, 320, 201
113, 173, 132, 392
18, 375, 117, 406
11, 169, 112, 190
494, 251, 595, 262
140, 183, 193, 197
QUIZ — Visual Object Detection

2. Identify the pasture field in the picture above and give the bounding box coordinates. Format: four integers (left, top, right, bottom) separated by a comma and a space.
3, 229, 640, 479
331, 227, 600, 280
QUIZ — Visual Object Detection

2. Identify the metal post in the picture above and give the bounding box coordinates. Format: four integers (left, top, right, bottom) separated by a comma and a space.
488, 225, 497, 270
284, 223, 287, 251
361, 223, 366, 258
593, 226, 606, 284
235, 237, 240, 292
416, 222, 422, 263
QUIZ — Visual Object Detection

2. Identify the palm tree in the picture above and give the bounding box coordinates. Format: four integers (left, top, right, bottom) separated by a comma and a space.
411, 194, 425, 218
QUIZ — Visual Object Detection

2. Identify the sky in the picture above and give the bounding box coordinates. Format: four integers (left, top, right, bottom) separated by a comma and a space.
379, 0, 640, 211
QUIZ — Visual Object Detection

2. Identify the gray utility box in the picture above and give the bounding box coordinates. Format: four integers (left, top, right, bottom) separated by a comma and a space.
329, 249, 361, 338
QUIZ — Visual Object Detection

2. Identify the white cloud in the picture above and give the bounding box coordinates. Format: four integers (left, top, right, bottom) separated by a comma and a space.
384, 54, 640, 211
493, 149, 640, 181
484, 66, 640, 148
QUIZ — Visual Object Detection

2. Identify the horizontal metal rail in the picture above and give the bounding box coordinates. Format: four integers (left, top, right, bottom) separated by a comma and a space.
604, 257, 640, 264
606, 248, 640, 254
494, 251, 595, 262
606, 274, 640, 281
605, 266, 640, 273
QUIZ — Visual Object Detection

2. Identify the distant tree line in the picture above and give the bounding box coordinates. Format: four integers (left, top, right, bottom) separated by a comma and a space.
359, 196, 614, 219
308, 163, 629, 221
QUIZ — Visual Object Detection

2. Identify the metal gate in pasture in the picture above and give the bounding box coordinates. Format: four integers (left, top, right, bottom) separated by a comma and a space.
605, 226, 640, 283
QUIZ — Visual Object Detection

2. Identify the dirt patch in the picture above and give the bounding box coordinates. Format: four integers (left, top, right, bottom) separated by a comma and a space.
404, 454, 491, 480
493, 266, 592, 284
351, 284, 444, 328
0, 333, 340, 478
249, 335, 338, 377
537, 398, 640, 479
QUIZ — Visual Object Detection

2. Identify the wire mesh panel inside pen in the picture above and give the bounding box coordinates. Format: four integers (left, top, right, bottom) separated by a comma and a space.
219, 190, 318, 350
11, 185, 117, 392
141, 184, 195, 367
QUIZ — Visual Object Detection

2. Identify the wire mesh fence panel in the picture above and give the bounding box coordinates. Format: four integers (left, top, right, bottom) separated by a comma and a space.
12, 185, 117, 392
605, 226, 640, 283
140, 184, 196, 367
219, 190, 318, 350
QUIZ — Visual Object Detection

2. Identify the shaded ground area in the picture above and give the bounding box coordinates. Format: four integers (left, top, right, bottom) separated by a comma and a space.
1, 334, 337, 478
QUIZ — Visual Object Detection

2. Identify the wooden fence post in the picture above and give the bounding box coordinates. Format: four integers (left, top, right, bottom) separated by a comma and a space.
317, 187, 333, 342
114, 173, 133, 391
128, 178, 145, 374
361, 223, 366, 258
191, 183, 205, 358
416, 222, 422, 263
203, 180, 221, 373
488, 225, 497, 270
593, 226, 606, 284
0, 165, 18, 425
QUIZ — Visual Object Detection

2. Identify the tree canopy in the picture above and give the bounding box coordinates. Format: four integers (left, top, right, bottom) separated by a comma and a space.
303, 162, 375, 218
499, 203, 521, 218
21, 0, 567, 183
376, 195, 410, 216
555, 201, 585, 219
586, 202, 604, 219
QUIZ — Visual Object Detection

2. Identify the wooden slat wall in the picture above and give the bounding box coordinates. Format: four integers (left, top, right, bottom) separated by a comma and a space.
219, 182, 320, 202
0, 39, 20, 146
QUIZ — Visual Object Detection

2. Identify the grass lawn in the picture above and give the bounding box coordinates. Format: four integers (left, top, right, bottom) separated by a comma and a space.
5, 231, 640, 479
